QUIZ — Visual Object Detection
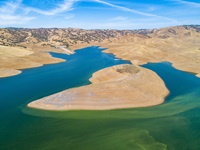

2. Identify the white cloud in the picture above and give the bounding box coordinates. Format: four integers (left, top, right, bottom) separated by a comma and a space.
0, 0, 22, 14
0, 0, 34, 26
93, 0, 177, 22
0, 14, 34, 25
171, 0, 200, 7
0, 0, 78, 26
25, 0, 78, 16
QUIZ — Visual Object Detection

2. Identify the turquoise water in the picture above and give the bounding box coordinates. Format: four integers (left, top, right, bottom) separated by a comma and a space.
1, 46, 200, 150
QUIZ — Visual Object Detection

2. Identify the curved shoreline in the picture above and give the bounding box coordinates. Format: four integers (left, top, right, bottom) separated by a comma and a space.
0, 45, 66, 78
28, 64, 169, 110
0, 68, 22, 78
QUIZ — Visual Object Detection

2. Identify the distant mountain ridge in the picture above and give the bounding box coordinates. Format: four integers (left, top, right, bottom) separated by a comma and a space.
0, 25, 200, 78
0, 25, 199, 48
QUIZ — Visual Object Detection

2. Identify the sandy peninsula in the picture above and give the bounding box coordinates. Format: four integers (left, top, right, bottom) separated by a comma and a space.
28, 64, 169, 110
0, 45, 65, 78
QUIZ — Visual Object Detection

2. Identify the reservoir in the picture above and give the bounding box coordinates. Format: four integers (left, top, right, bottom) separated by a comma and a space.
0, 46, 200, 150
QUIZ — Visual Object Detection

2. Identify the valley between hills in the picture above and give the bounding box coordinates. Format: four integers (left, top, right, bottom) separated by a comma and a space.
1, 25, 200, 78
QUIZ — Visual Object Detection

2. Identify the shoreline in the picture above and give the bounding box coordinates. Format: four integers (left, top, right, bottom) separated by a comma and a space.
0, 68, 22, 78
0, 45, 66, 78
28, 64, 169, 110
56, 46, 74, 55
0, 59, 65, 78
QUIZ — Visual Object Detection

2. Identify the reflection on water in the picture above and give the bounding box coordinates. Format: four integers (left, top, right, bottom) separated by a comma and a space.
1, 47, 200, 150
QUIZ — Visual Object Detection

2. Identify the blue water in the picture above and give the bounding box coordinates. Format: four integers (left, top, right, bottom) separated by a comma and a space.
142, 62, 200, 101
1, 46, 200, 150
0, 46, 130, 113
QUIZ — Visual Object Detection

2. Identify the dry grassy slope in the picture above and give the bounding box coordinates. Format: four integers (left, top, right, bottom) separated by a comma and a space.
0, 27, 150, 77
98, 26, 200, 76
0, 28, 139, 49
0, 25, 200, 78
0, 45, 65, 77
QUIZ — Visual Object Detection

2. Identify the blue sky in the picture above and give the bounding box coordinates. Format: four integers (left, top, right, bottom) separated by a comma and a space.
0, 0, 200, 29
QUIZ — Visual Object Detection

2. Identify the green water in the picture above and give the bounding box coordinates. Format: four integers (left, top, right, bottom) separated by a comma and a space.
1, 47, 200, 150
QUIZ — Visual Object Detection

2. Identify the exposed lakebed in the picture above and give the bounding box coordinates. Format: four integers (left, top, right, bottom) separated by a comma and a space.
0, 46, 200, 150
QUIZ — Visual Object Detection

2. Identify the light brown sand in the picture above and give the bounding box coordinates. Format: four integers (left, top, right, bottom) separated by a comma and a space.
28, 64, 169, 110
0, 45, 65, 77
0, 68, 21, 78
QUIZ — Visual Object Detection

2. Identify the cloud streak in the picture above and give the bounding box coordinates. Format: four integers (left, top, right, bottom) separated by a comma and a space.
1, 0, 197, 28
171, 0, 200, 7
0, 0, 22, 14
0, 14, 34, 25
93, 0, 177, 22
0, 0, 78, 26
0, 0, 34, 26
25, 0, 78, 16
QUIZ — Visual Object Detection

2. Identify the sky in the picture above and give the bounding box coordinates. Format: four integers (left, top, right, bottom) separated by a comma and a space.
0, 0, 200, 29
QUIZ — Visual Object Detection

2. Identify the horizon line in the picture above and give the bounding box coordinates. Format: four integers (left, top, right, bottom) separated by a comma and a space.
0, 24, 199, 30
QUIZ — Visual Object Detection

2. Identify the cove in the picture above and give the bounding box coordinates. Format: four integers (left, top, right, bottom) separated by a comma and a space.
1, 46, 200, 150
0, 46, 130, 112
